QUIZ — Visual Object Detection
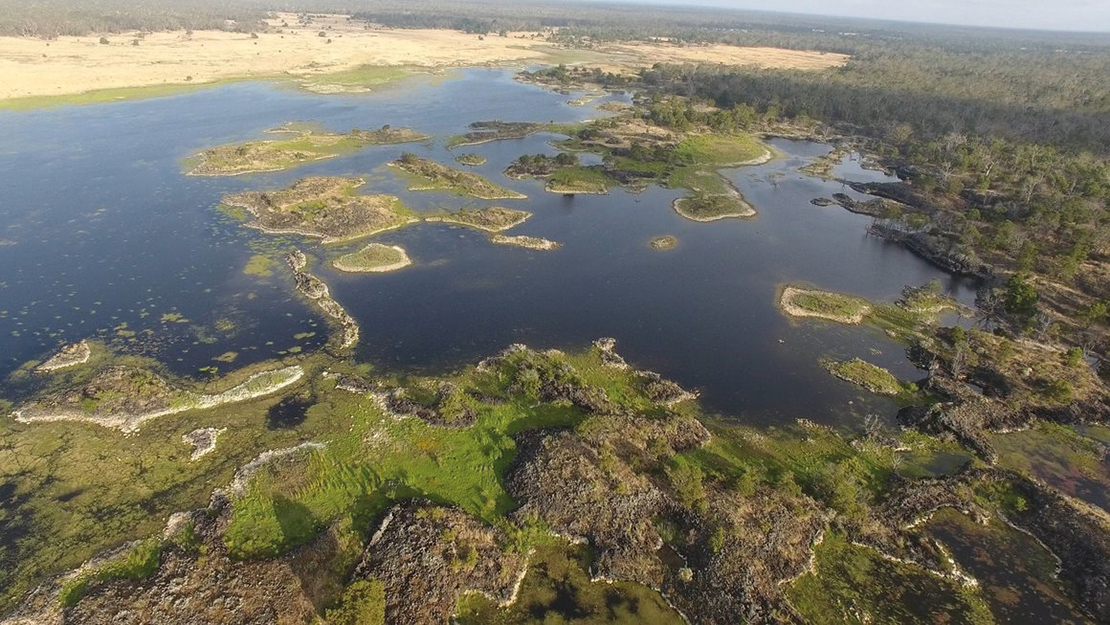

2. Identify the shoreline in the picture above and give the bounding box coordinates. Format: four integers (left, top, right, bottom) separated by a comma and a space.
12, 366, 304, 433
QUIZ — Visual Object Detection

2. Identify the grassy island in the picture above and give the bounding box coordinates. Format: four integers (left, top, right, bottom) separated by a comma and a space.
673, 194, 756, 221
822, 358, 911, 397
390, 153, 526, 199
546, 167, 616, 195
220, 176, 417, 243
186, 124, 429, 176
427, 206, 531, 232
446, 120, 585, 149
332, 244, 413, 273
454, 153, 488, 166
779, 286, 873, 324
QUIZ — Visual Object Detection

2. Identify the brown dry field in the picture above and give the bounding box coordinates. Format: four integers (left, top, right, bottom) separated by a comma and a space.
0, 12, 848, 102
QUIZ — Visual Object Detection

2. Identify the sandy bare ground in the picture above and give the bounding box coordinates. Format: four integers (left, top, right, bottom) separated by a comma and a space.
0, 12, 847, 102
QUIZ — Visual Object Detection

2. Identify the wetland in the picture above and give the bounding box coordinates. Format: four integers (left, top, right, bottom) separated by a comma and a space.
1, 64, 1105, 625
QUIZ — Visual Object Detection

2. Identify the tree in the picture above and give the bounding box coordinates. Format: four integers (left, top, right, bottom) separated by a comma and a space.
1003, 273, 1039, 318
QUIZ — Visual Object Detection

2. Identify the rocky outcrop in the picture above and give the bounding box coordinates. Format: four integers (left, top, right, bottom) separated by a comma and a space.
507, 429, 670, 586
182, 427, 225, 461
285, 250, 359, 352
36, 340, 91, 372
351, 501, 528, 625
666, 489, 830, 624
869, 224, 993, 279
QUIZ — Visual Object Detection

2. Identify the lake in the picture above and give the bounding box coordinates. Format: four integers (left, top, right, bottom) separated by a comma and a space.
0, 68, 978, 426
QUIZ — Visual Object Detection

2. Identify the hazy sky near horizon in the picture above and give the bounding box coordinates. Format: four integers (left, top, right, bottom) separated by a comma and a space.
626, 0, 1110, 31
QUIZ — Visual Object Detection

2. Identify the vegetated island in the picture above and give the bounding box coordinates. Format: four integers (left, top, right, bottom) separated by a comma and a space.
446, 120, 585, 149
483, 112, 769, 213
389, 153, 526, 199
489, 234, 562, 250
778, 285, 873, 324
425, 206, 531, 232
822, 358, 912, 397
11, 364, 303, 433
505, 153, 615, 195
332, 243, 413, 273
454, 153, 488, 166
185, 124, 429, 176
220, 176, 417, 243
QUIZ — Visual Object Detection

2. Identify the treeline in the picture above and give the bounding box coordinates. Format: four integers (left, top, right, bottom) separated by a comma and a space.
0, 0, 268, 37
640, 57, 1110, 154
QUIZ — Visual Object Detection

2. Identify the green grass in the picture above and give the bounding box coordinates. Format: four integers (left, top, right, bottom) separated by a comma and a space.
300, 65, 416, 90
243, 254, 276, 277
789, 532, 993, 624
673, 194, 753, 220
667, 166, 734, 195
673, 133, 767, 165
547, 167, 616, 194
455, 153, 488, 166
823, 358, 913, 398
790, 290, 871, 320
0, 78, 253, 111
333, 244, 409, 272
456, 542, 684, 624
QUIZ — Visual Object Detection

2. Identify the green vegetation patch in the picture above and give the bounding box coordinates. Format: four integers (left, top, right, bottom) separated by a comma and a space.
673, 133, 768, 166
243, 254, 276, 277
392, 153, 526, 199
300, 65, 419, 93
332, 243, 412, 273
789, 532, 992, 624
546, 167, 616, 195
673, 194, 755, 221
188, 124, 429, 176
456, 543, 684, 624
429, 206, 531, 233
779, 286, 872, 324
454, 153, 488, 166
822, 358, 914, 398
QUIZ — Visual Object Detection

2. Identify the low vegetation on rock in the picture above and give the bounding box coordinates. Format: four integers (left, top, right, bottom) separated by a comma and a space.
186, 123, 429, 176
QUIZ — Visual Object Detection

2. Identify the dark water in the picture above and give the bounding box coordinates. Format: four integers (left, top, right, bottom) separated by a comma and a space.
0, 69, 976, 425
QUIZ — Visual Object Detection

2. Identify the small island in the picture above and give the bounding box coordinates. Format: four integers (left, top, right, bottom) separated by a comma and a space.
506, 153, 615, 195
332, 243, 413, 273
186, 124, 430, 176
426, 206, 531, 232
778, 286, 872, 324
220, 176, 417, 243
822, 358, 910, 397
454, 153, 488, 166
490, 234, 562, 250
446, 120, 583, 149
672, 194, 756, 221
390, 153, 527, 199
650, 235, 678, 250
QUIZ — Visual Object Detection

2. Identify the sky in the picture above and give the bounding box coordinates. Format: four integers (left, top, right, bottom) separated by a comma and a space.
629, 0, 1110, 32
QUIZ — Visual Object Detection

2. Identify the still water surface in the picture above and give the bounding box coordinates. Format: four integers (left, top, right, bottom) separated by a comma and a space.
0, 69, 977, 425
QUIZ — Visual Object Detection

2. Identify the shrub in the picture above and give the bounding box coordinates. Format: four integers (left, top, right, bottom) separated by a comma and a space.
326, 580, 386, 625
